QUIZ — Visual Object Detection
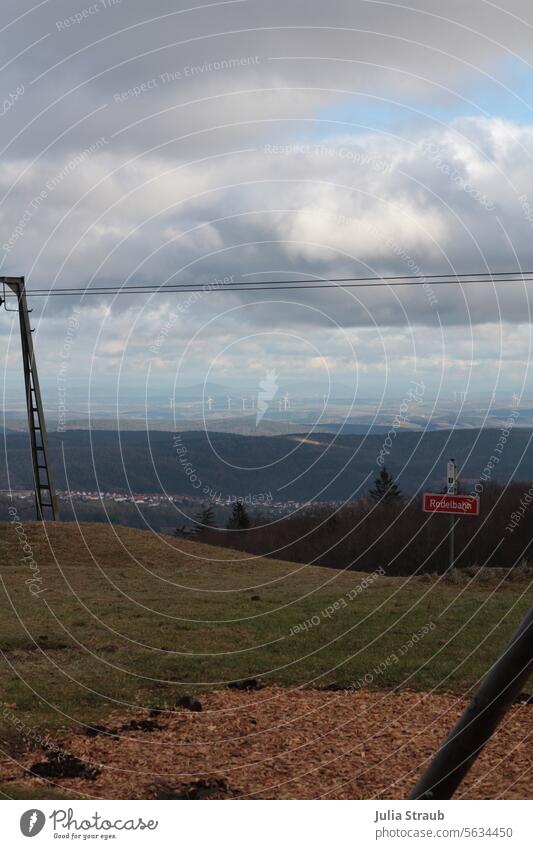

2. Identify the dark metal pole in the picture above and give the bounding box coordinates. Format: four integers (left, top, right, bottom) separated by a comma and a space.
409, 607, 533, 800
2, 276, 57, 520
449, 515, 455, 569
447, 458, 457, 571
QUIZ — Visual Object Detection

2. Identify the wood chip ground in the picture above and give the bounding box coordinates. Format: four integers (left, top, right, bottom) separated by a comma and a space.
1, 688, 530, 799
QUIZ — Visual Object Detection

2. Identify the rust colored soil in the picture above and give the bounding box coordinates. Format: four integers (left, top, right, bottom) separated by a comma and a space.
1, 688, 531, 799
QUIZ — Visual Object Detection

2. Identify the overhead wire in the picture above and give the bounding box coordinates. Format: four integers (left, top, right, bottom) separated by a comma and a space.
3, 270, 533, 297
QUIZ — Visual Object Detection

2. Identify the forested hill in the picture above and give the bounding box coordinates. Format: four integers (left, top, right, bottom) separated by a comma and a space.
2, 427, 531, 501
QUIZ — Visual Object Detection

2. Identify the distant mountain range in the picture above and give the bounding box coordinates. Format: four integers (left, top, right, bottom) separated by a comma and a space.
3, 427, 533, 501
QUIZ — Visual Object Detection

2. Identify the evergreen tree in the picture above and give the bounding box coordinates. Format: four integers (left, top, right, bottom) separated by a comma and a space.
226, 500, 251, 529
194, 504, 216, 535
369, 466, 402, 503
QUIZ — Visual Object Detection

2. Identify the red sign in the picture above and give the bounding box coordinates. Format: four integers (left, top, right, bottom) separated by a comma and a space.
423, 493, 480, 516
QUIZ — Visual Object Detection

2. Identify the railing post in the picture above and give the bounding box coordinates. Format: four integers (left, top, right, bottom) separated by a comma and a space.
409, 607, 533, 799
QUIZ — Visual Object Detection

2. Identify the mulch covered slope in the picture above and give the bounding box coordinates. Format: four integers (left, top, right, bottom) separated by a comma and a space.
1, 687, 531, 799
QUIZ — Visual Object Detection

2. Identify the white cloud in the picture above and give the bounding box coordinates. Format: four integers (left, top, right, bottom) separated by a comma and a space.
3, 1, 533, 396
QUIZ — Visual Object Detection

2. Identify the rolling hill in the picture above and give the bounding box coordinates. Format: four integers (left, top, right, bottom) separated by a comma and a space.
3, 427, 533, 501
0, 521, 530, 799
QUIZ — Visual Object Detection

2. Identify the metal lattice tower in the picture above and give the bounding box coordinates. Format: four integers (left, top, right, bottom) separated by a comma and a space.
1, 276, 57, 520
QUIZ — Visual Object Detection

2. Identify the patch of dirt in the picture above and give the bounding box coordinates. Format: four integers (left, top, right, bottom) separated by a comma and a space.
227, 678, 265, 692
150, 777, 239, 799
85, 724, 115, 739
176, 695, 203, 712
85, 719, 163, 738
29, 752, 99, 780
1, 688, 531, 799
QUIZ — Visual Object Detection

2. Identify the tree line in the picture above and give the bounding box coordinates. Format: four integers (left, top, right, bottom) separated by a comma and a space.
181, 467, 533, 575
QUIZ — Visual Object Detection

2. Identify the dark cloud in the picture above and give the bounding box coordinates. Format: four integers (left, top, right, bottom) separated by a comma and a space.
2, 0, 533, 393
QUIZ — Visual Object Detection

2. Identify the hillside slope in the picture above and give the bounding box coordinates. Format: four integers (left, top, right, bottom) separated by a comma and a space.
1, 521, 529, 722
4, 427, 533, 499
0, 522, 530, 799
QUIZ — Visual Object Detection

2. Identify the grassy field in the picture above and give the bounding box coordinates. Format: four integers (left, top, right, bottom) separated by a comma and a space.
0, 521, 530, 753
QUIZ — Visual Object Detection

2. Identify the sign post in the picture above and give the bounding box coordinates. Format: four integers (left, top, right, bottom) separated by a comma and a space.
422, 493, 480, 515
423, 461, 480, 570
447, 459, 457, 570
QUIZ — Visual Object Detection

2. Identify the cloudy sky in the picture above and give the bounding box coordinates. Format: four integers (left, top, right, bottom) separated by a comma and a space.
3, 0, 533, 410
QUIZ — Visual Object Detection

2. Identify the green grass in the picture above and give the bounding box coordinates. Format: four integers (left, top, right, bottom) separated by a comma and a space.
0, 784, 71, 800
0, 521, 530, 752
